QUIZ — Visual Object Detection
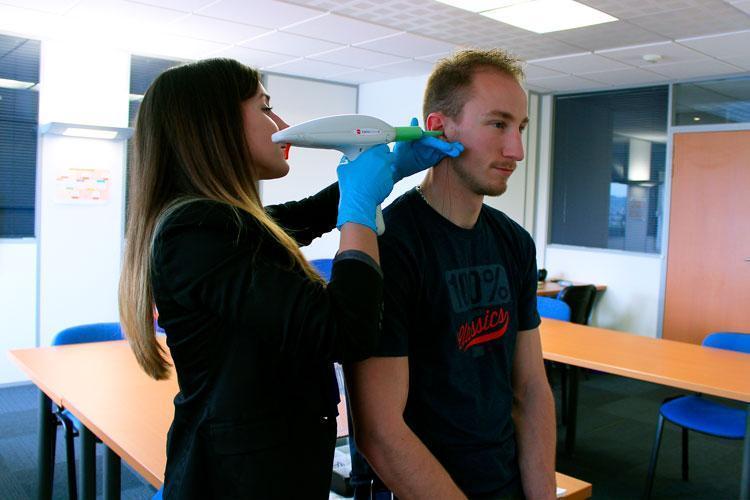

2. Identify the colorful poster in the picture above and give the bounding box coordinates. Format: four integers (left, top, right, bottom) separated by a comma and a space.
54, 168, 111, 204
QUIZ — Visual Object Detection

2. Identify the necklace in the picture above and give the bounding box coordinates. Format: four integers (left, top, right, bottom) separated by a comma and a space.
415, 185, 430, 206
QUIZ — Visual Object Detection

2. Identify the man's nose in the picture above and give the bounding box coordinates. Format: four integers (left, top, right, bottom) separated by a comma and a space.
503, 130, 524, 162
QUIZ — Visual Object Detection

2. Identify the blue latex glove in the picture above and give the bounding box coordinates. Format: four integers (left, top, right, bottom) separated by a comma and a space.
391, 117, 464, 182
337, 144, 395, 233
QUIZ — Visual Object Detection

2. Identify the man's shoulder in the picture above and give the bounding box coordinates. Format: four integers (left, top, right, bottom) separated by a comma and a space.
381, 189, 422, 236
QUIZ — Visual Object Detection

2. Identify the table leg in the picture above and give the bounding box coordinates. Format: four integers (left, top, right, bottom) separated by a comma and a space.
741, 404, 750, 500
104, 446, 121, 500
37, 391, 54, 500
78, 426, 96, 500
565, 366, 579, 455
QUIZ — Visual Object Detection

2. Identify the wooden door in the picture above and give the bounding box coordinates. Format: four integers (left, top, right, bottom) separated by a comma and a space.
663, 130, 750, 344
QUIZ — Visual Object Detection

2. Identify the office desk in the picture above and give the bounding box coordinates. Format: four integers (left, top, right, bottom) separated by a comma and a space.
10, 339, 591, 499
540, 318, 750, 498
536, 282, 607, 297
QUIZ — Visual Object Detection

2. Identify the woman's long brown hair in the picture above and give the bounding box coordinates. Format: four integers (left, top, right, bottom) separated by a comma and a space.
119, 58, 323, 380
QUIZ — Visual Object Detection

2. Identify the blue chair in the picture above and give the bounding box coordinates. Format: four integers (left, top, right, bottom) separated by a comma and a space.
644, 332, 750, 498
50, 322, 124, 499
310, 258, 333, 282
537, 296, 572, 321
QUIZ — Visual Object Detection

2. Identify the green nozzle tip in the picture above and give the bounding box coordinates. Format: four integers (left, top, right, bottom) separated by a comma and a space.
394, 126, 444, 141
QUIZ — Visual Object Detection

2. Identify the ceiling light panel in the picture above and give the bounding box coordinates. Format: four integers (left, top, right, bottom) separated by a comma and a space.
481, 0, 618, 34
433, 0, 527, 12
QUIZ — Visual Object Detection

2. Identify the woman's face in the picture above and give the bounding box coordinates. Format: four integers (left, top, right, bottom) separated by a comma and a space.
242, 83, 290, 180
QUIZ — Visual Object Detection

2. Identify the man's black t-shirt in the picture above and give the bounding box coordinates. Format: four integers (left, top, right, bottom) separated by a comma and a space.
377, 188, 540, 497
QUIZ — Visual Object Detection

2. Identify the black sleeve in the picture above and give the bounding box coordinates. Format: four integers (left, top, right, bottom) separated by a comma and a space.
265, 182, 339, 247
517, 233, 541, 331
153, 201, 381, 362
373, 231, 419, 357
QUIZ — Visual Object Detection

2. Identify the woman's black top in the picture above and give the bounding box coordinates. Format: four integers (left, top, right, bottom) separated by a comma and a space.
151, 183, 383, 499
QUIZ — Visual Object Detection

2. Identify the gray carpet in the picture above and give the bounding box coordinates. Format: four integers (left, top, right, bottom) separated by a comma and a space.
0, 373, 744, 499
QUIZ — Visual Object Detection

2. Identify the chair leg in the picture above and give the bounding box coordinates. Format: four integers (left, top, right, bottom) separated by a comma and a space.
59, 416, 78, 500
682, 428, 689, 481
561, 365, 568, 426
644, 414, 666, 499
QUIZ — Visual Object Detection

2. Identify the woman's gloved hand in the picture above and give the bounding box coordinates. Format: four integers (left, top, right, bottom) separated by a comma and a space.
336, 144, 394, 233
391, 117, 464, 183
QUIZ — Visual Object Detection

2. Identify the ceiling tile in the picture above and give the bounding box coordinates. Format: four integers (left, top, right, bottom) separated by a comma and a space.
167, 14, 269, 44
628, 4, 750, 39
647, 58, 744, 79
497, 35, 585, 61
265, 57, 358, 79
198, 0, 325, 30
124, 0, 215, 12
526, 74, 605, 92
309, 46, 408, 68
530, 53, 632, 74
65, 0, 186, 32
210, 46, 297, 68
327, 68, 395, 84
241, 31, 343, 57
523, 64, 565, 79
371, 59, 435, 77
731, 0, 750, 15
598, 41, 708, 68
578, 0, 717, 20
129, 33, 230, 60
548, 21, 668, 51
284, 13, 400, 44
0, 0, 78, 14
580, 68, 669, 86
415, 51, 455, 63
723, 54, 750, 70
355, 32, 456, 58
678, 30, 750, 59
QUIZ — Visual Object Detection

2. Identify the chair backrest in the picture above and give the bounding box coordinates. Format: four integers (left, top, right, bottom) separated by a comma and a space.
556, 284, 597, 325
310, 258, 333, 283
537, 296, 572, 321
51, 322, 124, 346
702, 332, 750, 354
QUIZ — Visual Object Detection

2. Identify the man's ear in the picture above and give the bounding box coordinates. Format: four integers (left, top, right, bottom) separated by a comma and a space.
426, 112, 456, 141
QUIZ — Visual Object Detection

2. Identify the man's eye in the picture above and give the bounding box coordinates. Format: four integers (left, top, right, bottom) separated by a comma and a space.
494, 122, 506, 129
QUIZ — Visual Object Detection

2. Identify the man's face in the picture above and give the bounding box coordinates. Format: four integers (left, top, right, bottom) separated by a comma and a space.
443, 70, 528, 197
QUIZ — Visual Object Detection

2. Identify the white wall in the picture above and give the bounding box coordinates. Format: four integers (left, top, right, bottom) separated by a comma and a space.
0, 241, 37, 384
358, 74, 534, 229
535, 95, 664, 338
262, 74, 358, 260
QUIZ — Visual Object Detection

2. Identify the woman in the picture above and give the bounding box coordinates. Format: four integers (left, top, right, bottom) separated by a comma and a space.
118, 58, 461, 499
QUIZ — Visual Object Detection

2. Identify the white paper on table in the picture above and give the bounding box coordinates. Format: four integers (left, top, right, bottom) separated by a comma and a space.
556, 486, 567, 497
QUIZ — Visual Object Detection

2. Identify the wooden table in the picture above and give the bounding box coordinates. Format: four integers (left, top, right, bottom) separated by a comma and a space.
536, 282, 607, 297
540, 318, 750, 499
10, 339, 591, 499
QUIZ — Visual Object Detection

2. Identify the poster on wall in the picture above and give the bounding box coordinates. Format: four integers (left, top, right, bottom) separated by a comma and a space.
54, 168, 111, 204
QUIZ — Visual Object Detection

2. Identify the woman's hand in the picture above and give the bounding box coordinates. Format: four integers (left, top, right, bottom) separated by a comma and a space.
391, 117, 464, 183
336, 144, 394, 233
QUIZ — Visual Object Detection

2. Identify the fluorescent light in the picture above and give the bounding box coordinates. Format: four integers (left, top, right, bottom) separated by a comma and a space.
434, 0, 527, 12
628, 138, 651, 182
481, 0, 618, 33
0, 78, 36, 90
62, 128, 119, 140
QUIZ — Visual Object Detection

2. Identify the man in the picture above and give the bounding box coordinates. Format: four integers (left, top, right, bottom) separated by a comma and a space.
346, 49, 556, 499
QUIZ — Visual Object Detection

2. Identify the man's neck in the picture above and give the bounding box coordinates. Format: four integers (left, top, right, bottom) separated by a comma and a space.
419, 160, 484, 229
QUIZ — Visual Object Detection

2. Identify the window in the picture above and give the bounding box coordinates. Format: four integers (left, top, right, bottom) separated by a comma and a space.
0, 34, 40, 238
550, 86, 668, 254
125, 55, 181, 220
673, 76, 750, 126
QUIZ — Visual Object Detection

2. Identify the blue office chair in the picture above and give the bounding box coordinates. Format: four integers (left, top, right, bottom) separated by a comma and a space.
644, 332, 750, 498
537, 296, 572, 321
310, 258, 333, 282
50, 322, 124, 499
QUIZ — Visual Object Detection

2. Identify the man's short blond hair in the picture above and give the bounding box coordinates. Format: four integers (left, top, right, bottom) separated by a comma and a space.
423, 48, 524, 124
